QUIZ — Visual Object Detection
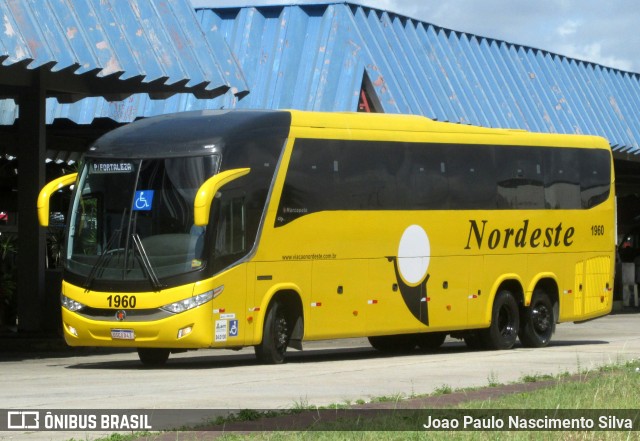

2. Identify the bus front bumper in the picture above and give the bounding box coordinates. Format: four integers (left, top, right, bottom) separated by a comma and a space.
61, 303, 214, 349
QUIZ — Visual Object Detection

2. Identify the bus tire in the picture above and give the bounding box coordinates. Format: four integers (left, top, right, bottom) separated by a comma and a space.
255, 301, 290, 364
518, 289, 555, 348
481, 290, 519, 350
415, 332, 446, 350
368, 335, 416, 353
137, 348, 170, 367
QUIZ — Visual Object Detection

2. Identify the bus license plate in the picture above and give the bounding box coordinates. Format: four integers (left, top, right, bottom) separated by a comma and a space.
111, 329, 135, 340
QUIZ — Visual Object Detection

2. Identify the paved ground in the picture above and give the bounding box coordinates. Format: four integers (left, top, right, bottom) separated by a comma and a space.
1, 312, 639, 440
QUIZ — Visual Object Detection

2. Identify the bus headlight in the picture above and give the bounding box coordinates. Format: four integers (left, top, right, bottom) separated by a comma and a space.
160, 291, 214, 314
61, 294, 85, 312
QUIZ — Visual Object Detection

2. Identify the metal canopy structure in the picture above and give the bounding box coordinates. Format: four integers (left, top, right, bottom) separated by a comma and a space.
197, 2, 640, 154
33, 1, 640, 155
0, 0, 248, 332
0, 0, 247, 102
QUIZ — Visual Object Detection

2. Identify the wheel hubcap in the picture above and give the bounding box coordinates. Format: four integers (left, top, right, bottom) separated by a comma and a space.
531, 304, 551, 333
275, 316, 288, 351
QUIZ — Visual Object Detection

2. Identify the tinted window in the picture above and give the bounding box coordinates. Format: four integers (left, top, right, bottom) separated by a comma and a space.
496, 146, 544, 209
580, 149, 611, 208
543, 149, 581, 209
339, 141, 409, 210
407, 145, 448, 209
276, 139, 611, 226
218, 135, 285, 259
448, 145, 496, 209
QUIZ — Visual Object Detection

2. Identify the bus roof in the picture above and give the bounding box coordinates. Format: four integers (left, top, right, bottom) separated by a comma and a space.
288, 110, 610, 149
88, 109, 610, 158
89, 110, 291, 158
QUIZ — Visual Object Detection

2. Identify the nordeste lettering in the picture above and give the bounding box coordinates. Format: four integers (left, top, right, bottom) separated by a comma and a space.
465, 219, 575, 250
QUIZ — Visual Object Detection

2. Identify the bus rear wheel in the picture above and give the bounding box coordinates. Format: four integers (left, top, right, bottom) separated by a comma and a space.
137, 348, 170, 367
255, 301, 290, 364
481, 290, 519, 350
519, 290, 555, 348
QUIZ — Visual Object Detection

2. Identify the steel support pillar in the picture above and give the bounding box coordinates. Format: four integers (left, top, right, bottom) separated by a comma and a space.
16, 77, 47, 332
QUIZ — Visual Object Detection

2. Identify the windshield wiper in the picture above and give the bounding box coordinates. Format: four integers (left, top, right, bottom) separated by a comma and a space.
83, 229, 122, 290
83, 231, 164, 291
131, 233, 164, 291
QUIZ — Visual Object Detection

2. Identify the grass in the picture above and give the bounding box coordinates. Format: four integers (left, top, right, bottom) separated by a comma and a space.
486, 371, 500, 388
210, 359, 640, 441
519, 373, 555, 383
433, 384, 453, 395
457, 367, 640, 411
78, 359, 640, 441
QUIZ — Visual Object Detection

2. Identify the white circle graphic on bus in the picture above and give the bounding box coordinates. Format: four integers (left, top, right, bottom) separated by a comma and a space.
397, 225, 430, 285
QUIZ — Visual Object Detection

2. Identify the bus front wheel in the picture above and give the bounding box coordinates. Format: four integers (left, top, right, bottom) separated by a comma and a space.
518, 289, 555, 348
481, 290, 519, 350
137, 348, 170, 367
255, 301, 290, 364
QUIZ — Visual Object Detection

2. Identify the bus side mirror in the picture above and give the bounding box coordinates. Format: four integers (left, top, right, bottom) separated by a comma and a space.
37, 173, 78, 227
194, 168, 250, 226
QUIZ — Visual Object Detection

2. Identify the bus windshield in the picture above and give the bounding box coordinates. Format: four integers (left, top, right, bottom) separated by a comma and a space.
67, 155, 219, 287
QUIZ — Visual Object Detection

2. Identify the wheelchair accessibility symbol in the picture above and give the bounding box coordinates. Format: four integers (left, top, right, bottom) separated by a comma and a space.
229, 320, 239, 337
133, 190, 154, 211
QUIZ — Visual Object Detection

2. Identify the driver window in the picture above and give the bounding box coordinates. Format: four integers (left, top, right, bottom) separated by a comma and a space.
214, 193, 247, 257
73, 193, 101, 255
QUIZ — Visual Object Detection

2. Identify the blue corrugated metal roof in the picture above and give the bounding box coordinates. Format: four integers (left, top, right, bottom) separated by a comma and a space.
0, 0, 247, 99
6, 1, 640, 154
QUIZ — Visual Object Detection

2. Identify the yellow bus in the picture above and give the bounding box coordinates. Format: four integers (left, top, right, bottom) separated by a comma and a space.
38, 110, 615, 366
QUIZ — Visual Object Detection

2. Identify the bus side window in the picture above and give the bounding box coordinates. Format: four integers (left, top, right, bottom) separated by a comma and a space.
74, 193, 101, 255
277, 140, 335, 224
409, 144, 448, 209
214, 193, 246, 257
580, 149, 611, 208
543, 149, 581, 209
447, 145, 496, 209
338, 142, 390, 209
496, 146, 544, 209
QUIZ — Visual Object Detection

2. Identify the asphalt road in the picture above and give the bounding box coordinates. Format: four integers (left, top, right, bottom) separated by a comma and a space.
1, 312, 639, 440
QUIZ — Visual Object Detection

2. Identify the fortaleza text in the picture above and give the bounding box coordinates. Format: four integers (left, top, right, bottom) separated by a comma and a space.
465, 219, 575, 250
422, 415, 633, 430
